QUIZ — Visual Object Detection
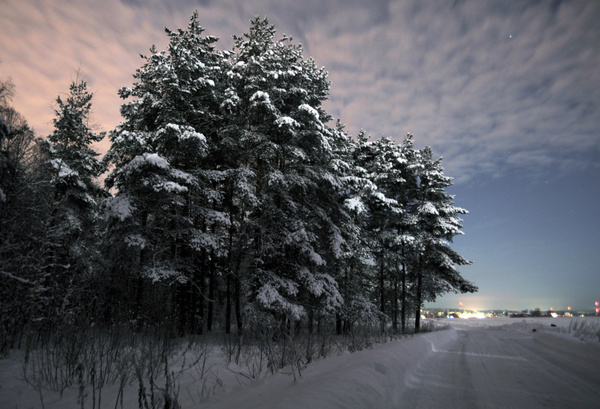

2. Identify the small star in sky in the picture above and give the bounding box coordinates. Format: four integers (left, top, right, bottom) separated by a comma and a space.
509, 34, 513, 39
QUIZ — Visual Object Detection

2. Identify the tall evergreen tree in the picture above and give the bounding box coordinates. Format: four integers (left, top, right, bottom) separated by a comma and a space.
352, 133, 419, 333
35, 79, 106, 323
103, 12, 227, 332
223, 17, 348, 329
394, 134, 421, 332
0, 78, 40, 355
335, 129, 383, 334
412, 147, 476, 332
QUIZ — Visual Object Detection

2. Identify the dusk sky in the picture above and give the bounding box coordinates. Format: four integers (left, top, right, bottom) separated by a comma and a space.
1, 0, 599, 311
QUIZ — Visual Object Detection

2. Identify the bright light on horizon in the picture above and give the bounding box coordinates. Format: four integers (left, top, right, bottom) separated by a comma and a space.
426, 294, 600, 312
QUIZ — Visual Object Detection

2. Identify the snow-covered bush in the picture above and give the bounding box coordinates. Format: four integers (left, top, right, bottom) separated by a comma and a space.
565, 318, 600, 343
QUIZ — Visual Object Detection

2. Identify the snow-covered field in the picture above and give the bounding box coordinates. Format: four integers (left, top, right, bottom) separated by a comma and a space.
1, 317, 599, 408
445, 315, 600, 341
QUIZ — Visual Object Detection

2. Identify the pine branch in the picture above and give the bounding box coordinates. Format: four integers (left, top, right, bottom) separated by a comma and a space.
0, 270, 36, 286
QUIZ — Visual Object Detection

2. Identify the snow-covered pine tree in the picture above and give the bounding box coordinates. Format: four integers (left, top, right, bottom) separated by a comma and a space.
223, 17, 347, 331
411, 146, 476, 332
103, 12, 226, 333
334, 129, 384, 334
351, 133, 412, 333
0, 78, 36, 225
370, 136, 408, 332
0, 78, 41, 355
311, 119, 359, 334
34, 79, 106, 326
395, 134, 421, 332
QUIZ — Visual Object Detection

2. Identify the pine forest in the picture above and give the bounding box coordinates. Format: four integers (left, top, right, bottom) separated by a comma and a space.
0, 13, 476, 407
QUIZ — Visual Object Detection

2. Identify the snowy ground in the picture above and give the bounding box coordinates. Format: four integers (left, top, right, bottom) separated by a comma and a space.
1, 317, 599, 408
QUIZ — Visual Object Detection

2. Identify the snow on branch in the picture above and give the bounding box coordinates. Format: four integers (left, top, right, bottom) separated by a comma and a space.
127, 153, 170, 173
0, 270, 38, 286
104, 195, 134, 221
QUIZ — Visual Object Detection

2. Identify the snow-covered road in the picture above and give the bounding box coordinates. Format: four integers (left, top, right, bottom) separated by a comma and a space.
206, 321, 600, 409
403, 326, 600, 408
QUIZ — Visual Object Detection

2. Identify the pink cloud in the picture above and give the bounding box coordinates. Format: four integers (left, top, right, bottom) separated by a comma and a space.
1, 0, 599, 183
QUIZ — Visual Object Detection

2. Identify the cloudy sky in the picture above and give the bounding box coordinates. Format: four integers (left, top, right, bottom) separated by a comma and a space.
2, 0, 599, 311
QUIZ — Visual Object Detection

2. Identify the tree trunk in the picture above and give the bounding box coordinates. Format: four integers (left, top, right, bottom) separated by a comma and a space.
197, 260, 205, 335
234, 273, 243, 336
414, 269, 422, 333
207, 261, 215, 332
392, 273, 399, 332
379, 261, 385, 314
401, 260, 407, 333
225, 274, 231, 334
379, 259, 385, 334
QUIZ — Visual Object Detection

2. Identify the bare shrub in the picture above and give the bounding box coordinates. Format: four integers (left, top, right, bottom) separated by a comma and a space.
564, 318, 600, 343
22, 324, 216, 409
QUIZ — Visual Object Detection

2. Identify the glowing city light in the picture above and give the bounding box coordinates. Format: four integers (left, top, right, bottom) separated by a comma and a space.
568, 306, 571, 310
596, 301, 599, 307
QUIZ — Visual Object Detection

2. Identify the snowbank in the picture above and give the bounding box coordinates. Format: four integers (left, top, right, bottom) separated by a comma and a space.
203, 330, 458, 409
